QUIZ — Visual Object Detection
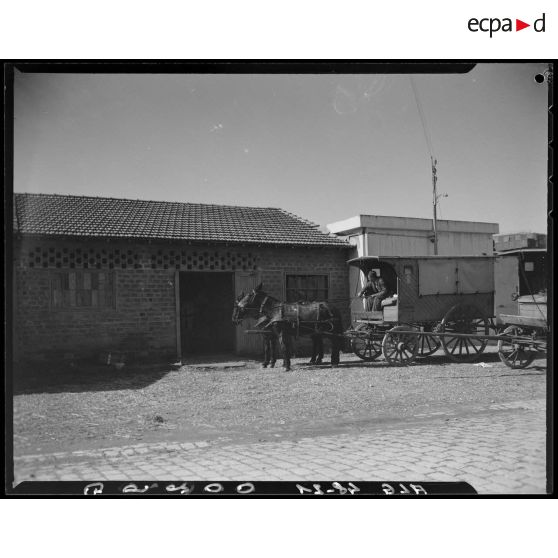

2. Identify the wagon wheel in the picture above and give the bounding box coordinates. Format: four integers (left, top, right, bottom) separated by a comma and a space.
440, 304, 489, 363
382, 325, 419, 366
350, 323, 382, 361
498, 326, 537, 369
417, 323, 442, 357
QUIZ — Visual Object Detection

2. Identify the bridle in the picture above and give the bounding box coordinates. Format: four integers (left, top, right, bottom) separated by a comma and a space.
233, 289, 266, 324
258, 295, 270, 314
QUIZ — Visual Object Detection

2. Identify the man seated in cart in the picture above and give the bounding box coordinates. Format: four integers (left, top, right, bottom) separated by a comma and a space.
358, 270, 392, 311
357, 270, 377, 310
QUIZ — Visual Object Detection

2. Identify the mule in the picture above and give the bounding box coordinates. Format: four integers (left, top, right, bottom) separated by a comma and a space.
261, 329, 279, 369
232, 283, 343, 371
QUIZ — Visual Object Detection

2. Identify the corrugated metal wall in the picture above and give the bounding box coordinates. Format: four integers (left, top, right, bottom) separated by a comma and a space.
364, 229, 493, 257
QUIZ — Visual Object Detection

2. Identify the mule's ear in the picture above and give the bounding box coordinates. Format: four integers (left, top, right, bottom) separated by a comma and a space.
255, 282, 263, 292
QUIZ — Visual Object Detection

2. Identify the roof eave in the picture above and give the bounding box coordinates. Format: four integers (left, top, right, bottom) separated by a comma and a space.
14, 232, 350, 249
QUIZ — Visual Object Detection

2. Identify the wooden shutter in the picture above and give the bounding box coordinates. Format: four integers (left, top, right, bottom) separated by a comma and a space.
234, 271, 263, 356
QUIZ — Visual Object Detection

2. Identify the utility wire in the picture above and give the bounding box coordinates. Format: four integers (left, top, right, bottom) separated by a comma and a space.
410, 76, 441, 253
410, 76, 436, 162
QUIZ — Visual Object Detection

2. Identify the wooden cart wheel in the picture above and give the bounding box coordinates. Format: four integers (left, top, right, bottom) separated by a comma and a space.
350, 323, 382, 361
382, 325, 419, 366
440, 304, 489, 363
498, 326, 537, 369
417, 323, 442, 357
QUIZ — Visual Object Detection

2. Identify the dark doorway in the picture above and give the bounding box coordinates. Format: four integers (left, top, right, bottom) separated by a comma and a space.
519, 253, 546, 296
179, 272, 235, 354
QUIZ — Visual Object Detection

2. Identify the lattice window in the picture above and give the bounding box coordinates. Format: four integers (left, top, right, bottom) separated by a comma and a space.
26, 245, 257, 271
50, 271, 115, 309
148, 249, 256, 271
286, 274, 329, 302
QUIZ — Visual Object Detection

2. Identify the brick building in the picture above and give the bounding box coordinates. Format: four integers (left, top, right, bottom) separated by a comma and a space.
13, 193, 350, 361
493, 232, 546, 253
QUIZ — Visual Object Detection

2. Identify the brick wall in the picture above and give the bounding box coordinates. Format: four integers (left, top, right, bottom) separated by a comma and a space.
256, 247, 350, 325
256, 247, 351, 358
13, 236, 350, 361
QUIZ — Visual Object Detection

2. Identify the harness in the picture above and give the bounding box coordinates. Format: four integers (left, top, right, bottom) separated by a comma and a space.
272, 301, 336, 338
259, 296, 270, 315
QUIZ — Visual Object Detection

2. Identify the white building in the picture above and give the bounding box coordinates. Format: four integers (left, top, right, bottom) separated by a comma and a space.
327, 215, 499, 258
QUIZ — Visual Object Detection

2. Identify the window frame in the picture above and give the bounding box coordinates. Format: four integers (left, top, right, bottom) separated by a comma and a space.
49, 269, 116, 311
284, 272, 330, 303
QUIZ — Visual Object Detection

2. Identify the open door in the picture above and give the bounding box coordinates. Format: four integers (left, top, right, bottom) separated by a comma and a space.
494, 255, 519, 317
180, 272, 235, 355
234, 271, 263, 356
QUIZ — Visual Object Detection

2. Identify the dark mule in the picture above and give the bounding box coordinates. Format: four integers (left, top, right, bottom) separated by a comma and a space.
261, 329, 279, 369
232, 283, 343, 371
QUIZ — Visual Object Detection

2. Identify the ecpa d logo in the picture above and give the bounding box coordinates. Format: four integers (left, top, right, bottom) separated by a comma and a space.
468, 13, 546, 37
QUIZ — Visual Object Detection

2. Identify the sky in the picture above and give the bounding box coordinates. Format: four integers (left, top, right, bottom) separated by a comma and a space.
14, 63, 549, 234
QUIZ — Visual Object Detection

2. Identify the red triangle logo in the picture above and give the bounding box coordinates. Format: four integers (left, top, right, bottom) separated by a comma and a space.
516, 19, 530, 31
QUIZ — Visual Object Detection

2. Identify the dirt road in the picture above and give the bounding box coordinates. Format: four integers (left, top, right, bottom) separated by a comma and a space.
13, 349, 547, 456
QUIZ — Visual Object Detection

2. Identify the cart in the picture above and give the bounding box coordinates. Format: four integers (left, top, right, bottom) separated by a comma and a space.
496, 294, 548, 369
345, 255, 496, 365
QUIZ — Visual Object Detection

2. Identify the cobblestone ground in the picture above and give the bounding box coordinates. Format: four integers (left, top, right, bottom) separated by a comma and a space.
13, 398, 547, 494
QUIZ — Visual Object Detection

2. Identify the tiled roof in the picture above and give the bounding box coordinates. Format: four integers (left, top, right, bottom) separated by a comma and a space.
14, 193, 349, 247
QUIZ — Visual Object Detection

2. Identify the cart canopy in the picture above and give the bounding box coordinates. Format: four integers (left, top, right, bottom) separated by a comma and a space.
347, 255, 494, 295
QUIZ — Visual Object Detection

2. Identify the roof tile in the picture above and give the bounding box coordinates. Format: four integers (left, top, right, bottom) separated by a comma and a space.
14, 193, 348, 248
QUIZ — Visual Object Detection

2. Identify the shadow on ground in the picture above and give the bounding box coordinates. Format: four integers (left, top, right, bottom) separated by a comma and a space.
12, 361, 175, 395
413, 351, 503, 366
11, 353, 263, 395
305, 350, 547, 373
331, 350, 505, 369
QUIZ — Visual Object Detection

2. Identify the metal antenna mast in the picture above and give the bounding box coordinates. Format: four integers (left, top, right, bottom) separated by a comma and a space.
431, 157, 439, 255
